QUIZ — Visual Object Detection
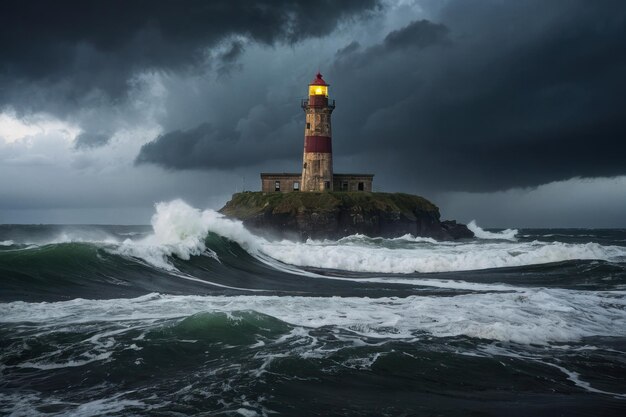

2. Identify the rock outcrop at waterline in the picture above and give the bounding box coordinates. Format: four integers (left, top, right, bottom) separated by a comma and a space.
219, 192, 473, 241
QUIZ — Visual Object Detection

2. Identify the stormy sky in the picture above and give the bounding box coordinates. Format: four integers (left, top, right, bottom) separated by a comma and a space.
1, 0, 625, 227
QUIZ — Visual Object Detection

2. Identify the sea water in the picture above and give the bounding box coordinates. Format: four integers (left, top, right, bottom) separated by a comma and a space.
1, 200, 625, 416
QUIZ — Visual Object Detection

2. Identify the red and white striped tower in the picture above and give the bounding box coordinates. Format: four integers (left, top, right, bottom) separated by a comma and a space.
301, 72, 335, 191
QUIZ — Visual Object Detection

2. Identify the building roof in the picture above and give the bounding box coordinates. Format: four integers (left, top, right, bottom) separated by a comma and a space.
260, 173, 301, 177
309, 72, 329, 86
333, 173, 375, 178
261, 173, 374, 178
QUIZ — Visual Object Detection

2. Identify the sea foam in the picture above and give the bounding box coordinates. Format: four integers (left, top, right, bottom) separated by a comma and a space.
112, 200, 626, 274
259, 239, 625, 274
6, 200, 625, 274
114, 200, 259, 271
467, 220, 518, 240
2, 289, 625, 345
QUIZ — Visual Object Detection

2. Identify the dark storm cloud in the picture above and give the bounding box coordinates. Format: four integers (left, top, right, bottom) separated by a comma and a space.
73, 132, 110, 149
135, 20, 453, 174
0, 0, 380, 109
141, 1, 626, 192
6, 0, 626, 195
216, 41, 245, 76
383, 19, 449, 49
135, 122, 300, 170
327, 0, 626, 191
220, 41, 245, 64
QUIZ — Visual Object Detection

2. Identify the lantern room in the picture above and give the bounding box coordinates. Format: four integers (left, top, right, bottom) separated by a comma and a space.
308, 72, 329, 97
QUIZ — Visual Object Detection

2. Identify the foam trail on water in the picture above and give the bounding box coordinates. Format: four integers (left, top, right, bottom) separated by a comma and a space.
111, 200, 626, 274
467, 220, 518, 240
6, 200, 624, 275
2, 289, 625, 345
260, 239, 626, 274
478, 344, 626, 398
331, 234, 440, 245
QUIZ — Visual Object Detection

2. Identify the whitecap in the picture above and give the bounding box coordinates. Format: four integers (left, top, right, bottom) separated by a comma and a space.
467, 220, 518, 240
259, 238, 626, 274
7, 200, 621, 276
2, 290, 625, 345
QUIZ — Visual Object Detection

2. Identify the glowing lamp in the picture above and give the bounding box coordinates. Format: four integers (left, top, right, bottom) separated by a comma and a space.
308, 72, 329, 97
309, 85, 328, 96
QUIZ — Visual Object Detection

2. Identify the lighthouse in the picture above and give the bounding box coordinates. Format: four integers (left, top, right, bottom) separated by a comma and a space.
259, 72, 373, 193
300, 72, 335, 191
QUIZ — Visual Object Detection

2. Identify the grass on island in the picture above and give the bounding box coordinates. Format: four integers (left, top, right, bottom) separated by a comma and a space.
221, 191, 438, 220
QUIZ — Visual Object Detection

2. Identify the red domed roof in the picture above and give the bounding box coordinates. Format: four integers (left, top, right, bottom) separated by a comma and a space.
310, 72, 329, 86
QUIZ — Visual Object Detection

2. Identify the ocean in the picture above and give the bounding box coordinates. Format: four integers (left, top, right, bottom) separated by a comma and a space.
1, 200, 625, 416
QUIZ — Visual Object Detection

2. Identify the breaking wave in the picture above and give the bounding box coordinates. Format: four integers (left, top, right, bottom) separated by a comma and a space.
261, 238, 625, 274
3, 289, 625, 345
467, 220, 518, 240
104, 200, 626, 274
2, 200, 625, 276
2, 200, 626, 415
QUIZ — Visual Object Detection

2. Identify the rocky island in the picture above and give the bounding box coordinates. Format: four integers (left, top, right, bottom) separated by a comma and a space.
220, 191, 473, 241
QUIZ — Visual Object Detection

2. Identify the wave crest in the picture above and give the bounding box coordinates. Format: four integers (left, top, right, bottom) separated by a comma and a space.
260, 239, 625, 274
113, 199, 261, 271
467, 220, 518, 240
81, 201, 626, 274
3, 200, 623, 275
3, 290, 625, 345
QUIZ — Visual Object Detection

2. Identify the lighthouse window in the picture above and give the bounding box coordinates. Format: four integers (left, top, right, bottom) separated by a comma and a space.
308, 85, 328, 96
324, 181, 330, 190
275, 181, 280, 192
306, 123, 310, 129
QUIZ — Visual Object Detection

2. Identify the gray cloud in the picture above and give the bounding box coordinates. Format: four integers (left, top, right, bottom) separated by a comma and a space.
383, 19, 449, 49
0, 0, 380, 113
137, 1, 626, 192
136, 107, 301, 170
73, 132, 110, 149
329, 0, 626, 191
436, 176, 626, 228
136, 123, 241, 170
2, 0, 626, 227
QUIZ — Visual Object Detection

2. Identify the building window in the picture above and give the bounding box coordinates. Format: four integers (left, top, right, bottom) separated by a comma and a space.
324, 181, 330, 190
358, 182, 364, 191
275, 181, 280, 192
293, 182, 300, 191
341, 181, 348, 191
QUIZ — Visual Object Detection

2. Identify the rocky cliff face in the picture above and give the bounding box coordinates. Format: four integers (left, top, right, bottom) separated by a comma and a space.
219, 192, 474, 241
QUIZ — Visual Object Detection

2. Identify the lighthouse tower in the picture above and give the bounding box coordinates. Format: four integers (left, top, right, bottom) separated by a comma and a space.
301, 72, 335, 191
259, 72, 373, 194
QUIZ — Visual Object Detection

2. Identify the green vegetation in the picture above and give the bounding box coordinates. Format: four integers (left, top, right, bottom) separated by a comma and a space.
220, 191, 439, 220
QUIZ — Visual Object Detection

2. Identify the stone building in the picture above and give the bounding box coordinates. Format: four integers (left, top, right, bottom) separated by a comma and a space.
261, 73, 374, 193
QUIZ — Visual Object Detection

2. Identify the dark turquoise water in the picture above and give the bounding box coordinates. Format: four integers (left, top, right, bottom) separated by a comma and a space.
1, 205, 625, 416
